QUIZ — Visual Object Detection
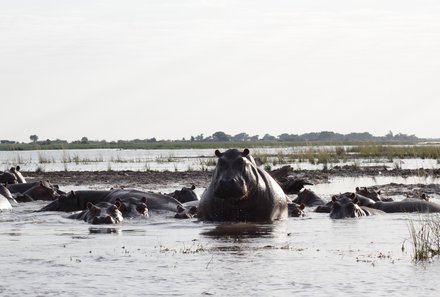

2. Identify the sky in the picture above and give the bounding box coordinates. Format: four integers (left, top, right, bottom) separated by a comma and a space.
1, 0, 440, 142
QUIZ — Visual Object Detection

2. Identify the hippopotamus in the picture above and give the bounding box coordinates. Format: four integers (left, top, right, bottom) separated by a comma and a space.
0, 184, 17, 205
7, 180, 65, 195
105, 189, 183, 213
175, 201, 198, 219
8, 166, 26, 183
371, 198, 440, 213
114, 196, 149, 218
292, 189, 326, 207
38, 188, 186, 217
288, 202, 305, 217
38, 190, 112, 212
281, 179, 313, 195
316, 192, 378, 214
355, 186, 393, 202
197, 148, 289, 222
329, 196, 385, 219
339, 192, 376, 207
68, 201, 123, 224
167, 185, 199, 203
14, 181, 59, 202
0, 171, 17, 184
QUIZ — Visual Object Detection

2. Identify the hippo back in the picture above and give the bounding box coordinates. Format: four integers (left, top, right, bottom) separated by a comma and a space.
198, 148, 288, 222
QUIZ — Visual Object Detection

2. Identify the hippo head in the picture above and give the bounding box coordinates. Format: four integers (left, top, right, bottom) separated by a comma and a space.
116, 197, 149, 218
86, 201, 123, 225
330, 196, 365, 219
355, 187, 381, 201
9, 166, 26, 183
289, 203, 305, 217
170, 185, 199, 203
0, 171, 17, 184
175, 205, 198, 219
212, 148, 257, 202
31, 181, 60, 201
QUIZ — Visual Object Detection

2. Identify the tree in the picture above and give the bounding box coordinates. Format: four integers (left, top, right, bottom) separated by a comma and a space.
232, 132, 249, 141
212, 131, 231, 142
29, 134, 38, 143
262, 134, 276, 141
81, 137, 89, 144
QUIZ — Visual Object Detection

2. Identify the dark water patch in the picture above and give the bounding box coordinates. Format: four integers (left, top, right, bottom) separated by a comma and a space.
89, 227, 121, 234
201, 222, 277, 238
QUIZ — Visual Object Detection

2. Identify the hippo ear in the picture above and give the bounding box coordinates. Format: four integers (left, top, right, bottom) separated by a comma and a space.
300, 203, 305, 210
355, 187, 359, 191
215, 150, 222, 157
141, 196, 147, 203
191, 184, 196, 190
86, 202, 93, 209
242, 148, 250, 157
353, 197, 359, 205
16, 166, 20, 171
332, 196, 337, 202
350, 193, 356, 199
115, 201, 122, 209
377, 190, 382, 195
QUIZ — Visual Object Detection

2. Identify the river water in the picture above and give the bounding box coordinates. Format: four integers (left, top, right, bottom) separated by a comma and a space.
1, 148, 440, 296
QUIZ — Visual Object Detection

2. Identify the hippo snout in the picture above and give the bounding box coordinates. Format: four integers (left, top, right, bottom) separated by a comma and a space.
214, 178, 246, 199
91, 216, 115, 225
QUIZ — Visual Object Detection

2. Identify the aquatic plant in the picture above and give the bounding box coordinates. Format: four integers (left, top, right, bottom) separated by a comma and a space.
38, 152, 53, 164
408, 215, 440, 262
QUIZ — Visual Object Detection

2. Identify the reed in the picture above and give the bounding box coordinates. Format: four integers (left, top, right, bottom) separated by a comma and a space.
408, 215, 440, 262
37, 152, 53, 164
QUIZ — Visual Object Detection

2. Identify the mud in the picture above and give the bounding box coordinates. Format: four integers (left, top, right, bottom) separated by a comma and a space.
22, 167, 440, 198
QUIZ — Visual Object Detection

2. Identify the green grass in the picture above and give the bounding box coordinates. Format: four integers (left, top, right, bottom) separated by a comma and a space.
2, 141, 440, 169
0, 140, 421, 151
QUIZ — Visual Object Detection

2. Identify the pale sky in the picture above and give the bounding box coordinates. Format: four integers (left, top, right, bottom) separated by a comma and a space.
1, 0, 440, 142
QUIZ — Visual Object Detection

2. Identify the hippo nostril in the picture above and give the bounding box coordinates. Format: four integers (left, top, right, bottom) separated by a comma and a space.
105, 216, 114, 224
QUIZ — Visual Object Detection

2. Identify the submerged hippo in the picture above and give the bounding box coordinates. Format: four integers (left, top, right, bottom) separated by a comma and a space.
68, 201, 123, 224
292, 189, 326, 207
167, 185, 199, 203
197, 148, 289, 222
281, 179, 313, 195
0, 171, 16, 184
38, 188, 185, 217
288, 202, 305, 217
14, 181, 59, 202
355, 187, 393, 202
371, 198, 440, 213
114, 196, 149, 218
330, 196, 384, 219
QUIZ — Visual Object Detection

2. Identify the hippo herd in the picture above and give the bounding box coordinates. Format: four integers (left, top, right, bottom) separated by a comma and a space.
2, 149, 440, 224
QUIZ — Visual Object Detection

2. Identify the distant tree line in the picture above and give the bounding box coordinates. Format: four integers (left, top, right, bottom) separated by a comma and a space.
0, 130, 423, 145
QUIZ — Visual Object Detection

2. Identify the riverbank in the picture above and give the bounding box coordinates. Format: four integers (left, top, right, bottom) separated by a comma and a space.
23, 166, 440, 196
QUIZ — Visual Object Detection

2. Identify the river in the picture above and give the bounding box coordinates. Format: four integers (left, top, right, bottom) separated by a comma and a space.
1, 148, 440, 296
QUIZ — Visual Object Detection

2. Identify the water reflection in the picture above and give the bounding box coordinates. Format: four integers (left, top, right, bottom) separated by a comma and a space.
88, 227, 121, 234
201, 222, 277, 238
